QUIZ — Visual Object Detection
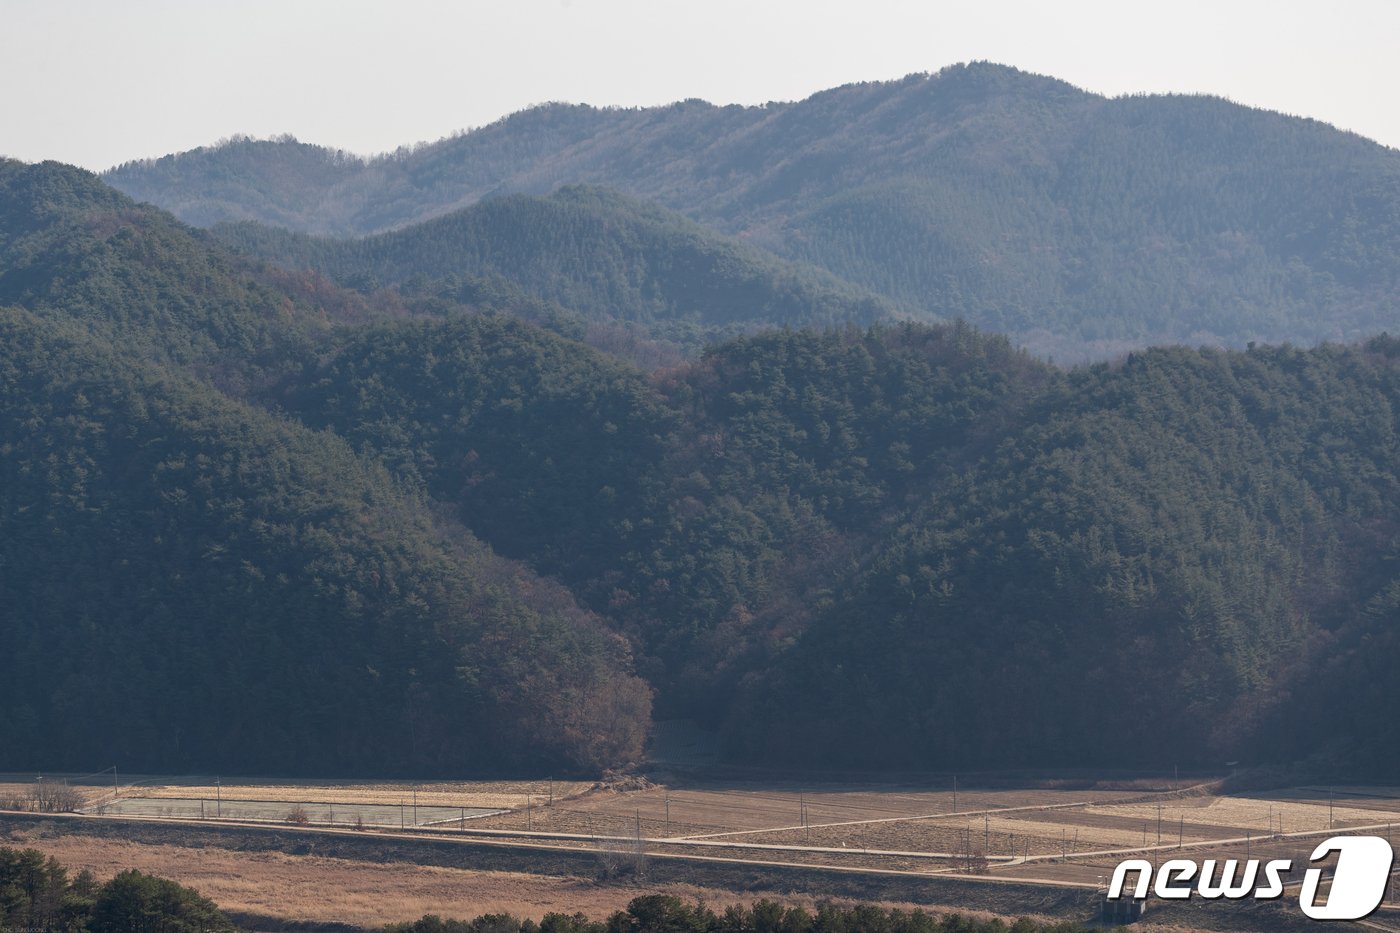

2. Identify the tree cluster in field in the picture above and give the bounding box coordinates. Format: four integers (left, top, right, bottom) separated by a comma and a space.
386, 895, 1091, 933
0, 847, 235, 933
0, 781, 85, 814
106, 62, 1400, 358
7, 154, 1400, 778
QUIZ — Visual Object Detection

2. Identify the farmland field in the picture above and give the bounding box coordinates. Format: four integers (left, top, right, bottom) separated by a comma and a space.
8, 771, 1400, 868
6, 771, 1400, 930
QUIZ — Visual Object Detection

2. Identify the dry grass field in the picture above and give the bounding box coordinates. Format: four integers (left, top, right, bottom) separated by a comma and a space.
1, 830, 1022, 929
132, 780, 594, 811
0, 774, 592, 812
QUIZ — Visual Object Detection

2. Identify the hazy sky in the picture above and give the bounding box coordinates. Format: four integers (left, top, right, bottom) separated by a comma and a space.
3, 0, 1397, 171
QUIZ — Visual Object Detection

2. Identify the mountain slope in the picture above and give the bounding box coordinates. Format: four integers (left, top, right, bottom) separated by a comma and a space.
107, 63, 1400, 356
0, 162, 651, 775
284, 313, 1400, 771
0, 160, 308, 366
721, 342, 1381, 766
0, 310, 650, 774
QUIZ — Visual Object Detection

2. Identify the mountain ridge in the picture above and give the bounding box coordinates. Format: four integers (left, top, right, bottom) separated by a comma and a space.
105, 62, 1400, 359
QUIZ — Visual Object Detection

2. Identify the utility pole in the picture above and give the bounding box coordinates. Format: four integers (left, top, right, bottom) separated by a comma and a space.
664, 794, 670, 835
527, 795, 532, 831
984, 813, 989, 854
1388, 826, 1395, 905
1329, 787, 1334, 828
953, 775, 958, 813
413, 786, 418, 827
400, 801, 405, 830
114, 766, 119, 801
1157, 805, 1162, 845
216, 778, 221, 818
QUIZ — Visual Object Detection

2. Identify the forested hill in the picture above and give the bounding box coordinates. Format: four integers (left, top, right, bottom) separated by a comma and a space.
106, 62, 1400, 357
286, 312, 1400, 773
0, 160, 652, 775
9, 159, 1400, 777
0, 159, 324, 375
212, 185, 906, 351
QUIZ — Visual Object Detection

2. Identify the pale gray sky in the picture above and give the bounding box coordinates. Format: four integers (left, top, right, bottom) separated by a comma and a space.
2, 0, 1397, 171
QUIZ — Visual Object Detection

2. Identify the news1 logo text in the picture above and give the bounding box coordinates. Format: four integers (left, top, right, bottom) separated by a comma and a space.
1108, 835, 1394, 920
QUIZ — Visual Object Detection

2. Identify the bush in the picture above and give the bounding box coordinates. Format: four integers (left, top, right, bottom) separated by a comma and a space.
90, 869, 236, 933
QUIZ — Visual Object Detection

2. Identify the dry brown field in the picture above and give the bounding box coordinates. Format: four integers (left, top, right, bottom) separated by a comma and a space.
1, 828, 1041, 930
132, 780, 594, 811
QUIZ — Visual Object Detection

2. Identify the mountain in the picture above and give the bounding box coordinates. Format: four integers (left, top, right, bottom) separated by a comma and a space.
0, 161, 650, 775
9, 157, 1400, 777
212, 185, 906, 352
106, 63, 1400, 358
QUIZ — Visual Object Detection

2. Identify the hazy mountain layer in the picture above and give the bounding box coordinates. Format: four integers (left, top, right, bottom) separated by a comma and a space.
107, 63, 1400, 357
